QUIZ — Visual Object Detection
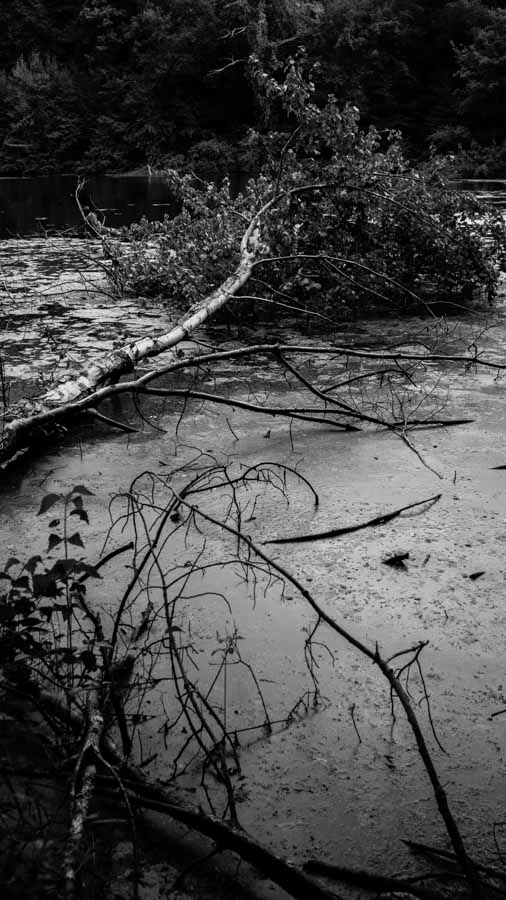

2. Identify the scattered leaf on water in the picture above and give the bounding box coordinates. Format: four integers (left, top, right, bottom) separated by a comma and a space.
383, 552, 410, 570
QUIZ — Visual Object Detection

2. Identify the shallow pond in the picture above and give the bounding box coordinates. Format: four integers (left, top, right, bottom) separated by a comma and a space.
1, 233, 506, 897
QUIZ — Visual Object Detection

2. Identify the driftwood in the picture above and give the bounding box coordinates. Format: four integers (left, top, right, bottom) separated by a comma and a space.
265, 493, 442, 544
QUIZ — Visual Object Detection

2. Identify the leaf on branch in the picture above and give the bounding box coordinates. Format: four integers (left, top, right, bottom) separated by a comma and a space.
71, 485, 94, 496
20, 616, 43, 630
76, 563, 101, 579
53, 559, 78, 577
5, 557, 20, 570
70, 508, 89, 524
48, 519, 60, 528
468, 571, 485, 580
54, 647, 79, 663
24, 555, 42, 574
68, 532, 85, 548
12, 575, 30, 590
38, 605, 56, 621
32, 573, 59, 598
37, 493, 61, 516
47, 534, 62, 552
80, 649, 97, 671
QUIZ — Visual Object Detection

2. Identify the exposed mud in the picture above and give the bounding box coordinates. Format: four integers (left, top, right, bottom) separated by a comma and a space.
1, 239, 505, 898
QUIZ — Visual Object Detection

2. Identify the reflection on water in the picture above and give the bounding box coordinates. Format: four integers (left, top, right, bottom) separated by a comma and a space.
0, 174, 176, 238
0, 171, 248, 238
452, 178, 506, 207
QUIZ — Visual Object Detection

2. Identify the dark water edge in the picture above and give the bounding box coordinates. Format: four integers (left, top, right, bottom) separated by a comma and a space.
0, 173, 174, 238
0, 172, 249, 238
2, 173, 506, 239
453, 178, 506, 207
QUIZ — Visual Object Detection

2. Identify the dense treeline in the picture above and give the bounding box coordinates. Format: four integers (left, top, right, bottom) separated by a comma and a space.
0, 0, 505, 175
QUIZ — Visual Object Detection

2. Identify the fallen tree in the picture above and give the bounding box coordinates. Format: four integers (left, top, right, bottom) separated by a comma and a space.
1, 56, 505, 471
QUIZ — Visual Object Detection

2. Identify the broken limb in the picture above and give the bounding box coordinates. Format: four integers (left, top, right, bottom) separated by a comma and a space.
103, 779, 343, 900
264, 492, 442, 544
136, 386, 360, 430
1, 316, 496, 469
16, 681, 342, 900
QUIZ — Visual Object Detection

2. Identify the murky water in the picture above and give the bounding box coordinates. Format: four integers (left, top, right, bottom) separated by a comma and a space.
0, 171, 249, 238
0, 173, 178, 238
1, 226, 506, 894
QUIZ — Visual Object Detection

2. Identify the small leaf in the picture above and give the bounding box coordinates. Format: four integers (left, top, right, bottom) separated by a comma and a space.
70, 508, 89, 524
76, 563, 101, 579
47, 534, 62, 552
52, 559, 78, 577
39, 605, 55, 621
48, 519, 60, 529
70, 580, 86, 597
32, 573, 58, 598
5, 557, 20, 570
20, 617, 42, 629
469, 571, 485, 581
0, 605, 15, 621
80, 649, 97, 672
383, 552, 410, 570
24, 555, 42, 574
37, 494, 61, 516
12, 576, 30, 590
14, 596, 33, 616
68, 533, 84, 548
71, 485, 94, 496
55, 647, 79, 663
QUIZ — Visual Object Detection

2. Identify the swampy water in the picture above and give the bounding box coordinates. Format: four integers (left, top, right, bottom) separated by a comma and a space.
1, 183, 506, 896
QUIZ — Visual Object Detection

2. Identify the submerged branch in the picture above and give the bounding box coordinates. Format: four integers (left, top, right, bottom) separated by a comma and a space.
265, 493, 442, 544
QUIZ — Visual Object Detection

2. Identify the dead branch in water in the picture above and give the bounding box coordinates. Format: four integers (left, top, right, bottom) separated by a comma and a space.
1, 463, 495, 899
265, 492, 442, 544
166, 483, 481, 896
1, 165, 502, 470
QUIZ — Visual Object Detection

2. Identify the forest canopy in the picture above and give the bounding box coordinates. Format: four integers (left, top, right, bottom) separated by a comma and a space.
0, 0, 506, 175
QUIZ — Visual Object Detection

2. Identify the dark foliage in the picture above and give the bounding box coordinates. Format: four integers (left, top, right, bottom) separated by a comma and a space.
0, 1, 505, 174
